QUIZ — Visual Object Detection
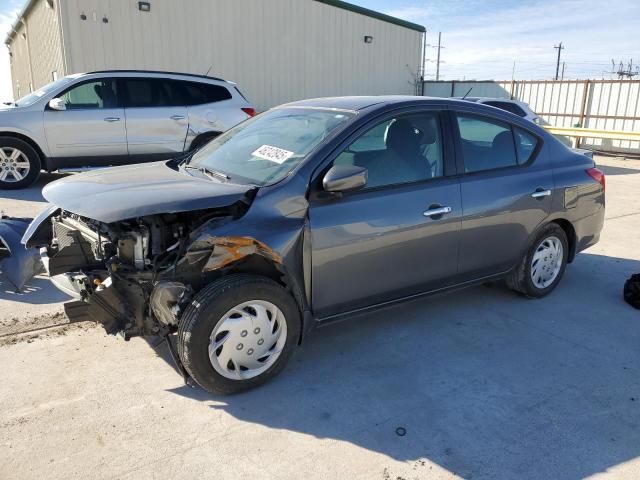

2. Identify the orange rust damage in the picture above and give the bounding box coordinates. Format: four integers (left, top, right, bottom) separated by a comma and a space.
202, 237, 282, 271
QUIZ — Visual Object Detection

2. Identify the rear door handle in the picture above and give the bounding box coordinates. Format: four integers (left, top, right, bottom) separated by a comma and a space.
104, 117, 120, 122
531, 188, 551, 198
423, 206, 452, 218
170, 115, 186, 120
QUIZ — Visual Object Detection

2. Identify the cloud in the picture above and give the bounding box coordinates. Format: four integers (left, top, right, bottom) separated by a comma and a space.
384, 0, 640, 80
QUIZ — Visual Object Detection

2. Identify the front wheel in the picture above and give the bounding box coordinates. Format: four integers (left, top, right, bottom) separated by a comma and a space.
177, 274, 301, 395
506, 223, 569, 298
0, 137, 41, 190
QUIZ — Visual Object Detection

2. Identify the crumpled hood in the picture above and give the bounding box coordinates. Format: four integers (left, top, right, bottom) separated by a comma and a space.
43, 161, 254, 223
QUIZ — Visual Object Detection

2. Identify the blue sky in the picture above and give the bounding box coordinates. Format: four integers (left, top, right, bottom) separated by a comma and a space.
1, 0, 639, 101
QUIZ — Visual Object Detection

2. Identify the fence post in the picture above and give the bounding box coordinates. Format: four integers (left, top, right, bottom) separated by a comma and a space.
577, 80, 591, 149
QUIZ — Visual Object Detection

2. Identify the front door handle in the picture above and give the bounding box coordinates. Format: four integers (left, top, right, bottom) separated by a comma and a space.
531, 188, 551, 199
170, 115, 186, 120
423, 206, 452, 218
104, 117, 120, 122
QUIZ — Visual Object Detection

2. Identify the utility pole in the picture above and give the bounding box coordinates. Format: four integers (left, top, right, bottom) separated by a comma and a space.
435, 32, 442, 81
554, 42, 564, 80
561, 61, 566, 80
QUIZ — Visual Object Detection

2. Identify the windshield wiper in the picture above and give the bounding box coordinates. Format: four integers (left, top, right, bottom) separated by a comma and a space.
183, 164, 230, 182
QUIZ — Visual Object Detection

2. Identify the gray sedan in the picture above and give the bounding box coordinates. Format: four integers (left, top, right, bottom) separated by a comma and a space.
17, 96, 605, 394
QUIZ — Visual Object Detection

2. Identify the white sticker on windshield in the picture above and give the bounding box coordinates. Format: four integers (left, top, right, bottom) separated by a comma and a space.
252, 144, 294, 164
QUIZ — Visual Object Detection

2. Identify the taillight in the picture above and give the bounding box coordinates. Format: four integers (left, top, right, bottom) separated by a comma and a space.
241, 107, 256, 117
586, 167, 605, 192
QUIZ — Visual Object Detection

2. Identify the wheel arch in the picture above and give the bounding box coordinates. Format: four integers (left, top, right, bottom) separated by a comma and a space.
201, 253, 309, 344
188, 131, 222, 151
0, 131, 48, 170
549, 218, 577, 263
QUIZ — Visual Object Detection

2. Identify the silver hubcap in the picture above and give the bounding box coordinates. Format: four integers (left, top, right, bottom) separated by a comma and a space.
530, 236, 563, 289
209, 300, 287, 380
0, 147, 30, 183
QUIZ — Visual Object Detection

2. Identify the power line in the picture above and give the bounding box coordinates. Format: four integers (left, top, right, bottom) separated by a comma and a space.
425, 32, 445, 81
554, 42, 565, 80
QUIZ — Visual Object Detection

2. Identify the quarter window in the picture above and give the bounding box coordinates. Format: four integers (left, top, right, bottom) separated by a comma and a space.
59, 79, 118, 110
181, 82, 232, 105
333, 112, 444, 189
514, 127, 539, 164
456, 114, 517, 173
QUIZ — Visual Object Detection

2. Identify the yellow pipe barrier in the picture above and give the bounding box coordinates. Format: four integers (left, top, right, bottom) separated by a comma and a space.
544, 126, 640, 142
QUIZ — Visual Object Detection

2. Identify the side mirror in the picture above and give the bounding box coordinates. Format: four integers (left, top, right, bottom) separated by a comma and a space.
322, 165, 367, 193
48, 98, 66, 111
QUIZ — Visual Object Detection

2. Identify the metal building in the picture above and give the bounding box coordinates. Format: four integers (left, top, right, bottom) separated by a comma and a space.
4, 0, 425, 110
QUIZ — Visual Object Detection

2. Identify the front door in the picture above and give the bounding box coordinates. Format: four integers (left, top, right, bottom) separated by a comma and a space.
453, 111, 554, 279
43, 78, 127, 167
309, 110, 462, 318
121, 78, 189, 161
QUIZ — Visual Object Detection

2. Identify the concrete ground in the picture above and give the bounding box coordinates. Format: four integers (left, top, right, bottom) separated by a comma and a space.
1, 156, 639, 480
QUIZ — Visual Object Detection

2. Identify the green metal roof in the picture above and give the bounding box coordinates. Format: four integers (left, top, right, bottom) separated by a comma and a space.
314, 0, 426, 32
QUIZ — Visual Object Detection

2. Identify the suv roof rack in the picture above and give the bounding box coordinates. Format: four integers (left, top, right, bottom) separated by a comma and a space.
86, 70, 227, 82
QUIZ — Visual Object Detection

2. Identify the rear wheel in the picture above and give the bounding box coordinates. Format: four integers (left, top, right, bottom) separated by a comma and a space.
507, 223, 569, 298
177, 274, 300, 395
0, 137, 41, 190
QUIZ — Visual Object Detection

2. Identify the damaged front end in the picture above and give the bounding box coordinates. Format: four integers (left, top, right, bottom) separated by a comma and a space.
23, 200, 262, 339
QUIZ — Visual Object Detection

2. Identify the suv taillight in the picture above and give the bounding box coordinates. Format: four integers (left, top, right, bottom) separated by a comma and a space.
242, 107, 256, 117
586, 167, 605, 192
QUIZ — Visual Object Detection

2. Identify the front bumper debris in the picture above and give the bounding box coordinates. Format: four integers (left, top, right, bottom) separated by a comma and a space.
0, 215, 43, 291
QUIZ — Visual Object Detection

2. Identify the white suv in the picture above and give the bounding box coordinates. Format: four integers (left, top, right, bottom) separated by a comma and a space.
0, 70, 255, 189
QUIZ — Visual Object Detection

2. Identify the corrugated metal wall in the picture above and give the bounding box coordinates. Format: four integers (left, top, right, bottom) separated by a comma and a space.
424, 79, 640, 155
58, 0, 422, 111
6, 0, 65, 100
7, 22, 31, 99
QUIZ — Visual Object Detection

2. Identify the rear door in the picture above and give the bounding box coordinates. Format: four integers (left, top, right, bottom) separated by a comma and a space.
308, 108, 462, 318
181, 81, 247, 145
452, 110, 553, 279
43, 77, 127, 167
121, 78, 189, 161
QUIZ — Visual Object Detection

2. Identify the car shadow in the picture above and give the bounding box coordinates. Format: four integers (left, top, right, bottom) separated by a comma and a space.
598, 164, 640, 176
0, 172, 68, 202
159, 252, 640, 479
0, 274, 71, 304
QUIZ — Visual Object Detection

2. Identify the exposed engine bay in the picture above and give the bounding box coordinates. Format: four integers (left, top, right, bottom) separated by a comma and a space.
33, 202, 268, 339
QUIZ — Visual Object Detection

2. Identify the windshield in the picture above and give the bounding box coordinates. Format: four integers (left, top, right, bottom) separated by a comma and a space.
188, 108, 354, 185
14, 77, 76, 107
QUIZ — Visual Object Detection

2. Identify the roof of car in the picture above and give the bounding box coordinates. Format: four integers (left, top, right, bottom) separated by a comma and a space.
282, 96, 473, 112
85, 70, 229, 83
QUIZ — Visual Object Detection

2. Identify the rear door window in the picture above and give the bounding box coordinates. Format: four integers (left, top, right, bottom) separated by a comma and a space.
456, 114, 518, 173
122, 78, 184, 108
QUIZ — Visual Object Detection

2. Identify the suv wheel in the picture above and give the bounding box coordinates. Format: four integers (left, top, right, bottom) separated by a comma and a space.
0, 137, 41, 190
506, 223, 569, 298
177, 274, 301, 395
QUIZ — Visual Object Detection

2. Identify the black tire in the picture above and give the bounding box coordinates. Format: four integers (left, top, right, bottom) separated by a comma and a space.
0, 136, 41, 190
177, 274, 301, 395
506, 223, 569, 298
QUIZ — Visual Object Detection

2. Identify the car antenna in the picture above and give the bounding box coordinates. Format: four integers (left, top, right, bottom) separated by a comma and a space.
204, 65, 213, 77
461, 87, 473, 100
